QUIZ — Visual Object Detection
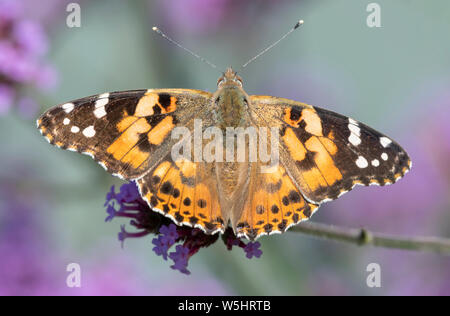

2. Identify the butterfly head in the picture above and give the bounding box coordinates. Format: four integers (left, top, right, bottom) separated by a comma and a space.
217, 67, 243, 88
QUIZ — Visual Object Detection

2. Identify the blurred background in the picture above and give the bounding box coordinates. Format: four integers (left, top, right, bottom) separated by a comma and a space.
1, 0, 450, 295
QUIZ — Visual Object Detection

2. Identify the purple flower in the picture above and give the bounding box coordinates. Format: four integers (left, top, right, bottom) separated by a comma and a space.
244, 242, 262, 259
5, 53, 37, 83
151, 224, 180, 260
169, 245, 191, 275
12, 20, 48, 56
117, 181, 141, 203
152, 235, 170, 260
117, 224, 149, 248
104, 185, 116, 206
159, 223, 179, 245
0, 0, 22, 23
0, 41, 16, 72
0, 0, 58, 117
117, 225, 127, 245
104, 204, 117, 222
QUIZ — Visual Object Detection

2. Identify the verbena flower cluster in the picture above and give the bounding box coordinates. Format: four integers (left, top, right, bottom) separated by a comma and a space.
0, 0, 57, 117
104, 182, 262, 275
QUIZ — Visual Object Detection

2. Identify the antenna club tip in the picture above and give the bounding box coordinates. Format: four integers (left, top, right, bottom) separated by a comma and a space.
294, 19, 304, 29
152, 26, 158, 31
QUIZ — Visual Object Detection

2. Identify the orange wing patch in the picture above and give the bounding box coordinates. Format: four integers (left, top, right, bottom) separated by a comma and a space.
282, 127, 307, 161
284, 107, 323, 136
281, 122, 343, 193
134, 91, 177, 116
107, 117, 151, 160
147, 116, 174, 145
107, 105, 176, 172
304, 136, 342, 186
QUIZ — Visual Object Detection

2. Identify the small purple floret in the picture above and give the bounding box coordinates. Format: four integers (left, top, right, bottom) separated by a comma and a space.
244, 242, 263, 259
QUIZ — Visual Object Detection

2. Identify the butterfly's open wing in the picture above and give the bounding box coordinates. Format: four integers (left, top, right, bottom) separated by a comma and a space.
249, 95, 411, 203
37, 89, 212, 180
234, 95, 412, 239
38, 88, 226, 234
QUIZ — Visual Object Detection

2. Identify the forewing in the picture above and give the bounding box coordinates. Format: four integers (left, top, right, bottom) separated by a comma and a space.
249, 95, 412, 204
37, 89, 212, 180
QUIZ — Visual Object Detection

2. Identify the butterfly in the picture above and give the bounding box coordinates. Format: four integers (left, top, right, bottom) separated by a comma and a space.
37, 67, 411, 240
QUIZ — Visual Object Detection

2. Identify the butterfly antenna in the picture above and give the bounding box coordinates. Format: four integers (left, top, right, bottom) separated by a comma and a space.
152, 26, 220, 72
241, 19, 304, 69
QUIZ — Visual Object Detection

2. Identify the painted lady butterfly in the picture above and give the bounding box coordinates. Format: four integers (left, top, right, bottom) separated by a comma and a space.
37, 67, 411, 240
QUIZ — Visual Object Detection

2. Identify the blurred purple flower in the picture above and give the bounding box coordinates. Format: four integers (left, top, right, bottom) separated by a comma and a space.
0, 42, 16, 72
4, 53, 37, 82
12, 20, 48, 56
0, 0, 58, 117
0, 184, 58, 295
105, 182, 264, 275
0, 0, 22, 23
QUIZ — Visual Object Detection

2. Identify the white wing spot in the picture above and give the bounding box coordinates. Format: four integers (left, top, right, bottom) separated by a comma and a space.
82, 126, 96, 137
349, 118, 358, 125
62, 103, 74, 113
356, 156, 368, 168
94, 106, 107, 118
348, 124, 360, 136
71, 126, 80, 133
94, 93, 109, 118
380, 137, 392, 148
63, 118, 70, 125
95, 98, 109, 108
348, 133, 361, 146
381, 152, 388, 161
371, 159, 380, 167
